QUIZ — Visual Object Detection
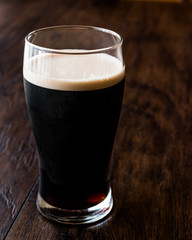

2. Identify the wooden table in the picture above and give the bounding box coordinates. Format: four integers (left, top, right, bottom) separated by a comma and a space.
1, 0, 192, 239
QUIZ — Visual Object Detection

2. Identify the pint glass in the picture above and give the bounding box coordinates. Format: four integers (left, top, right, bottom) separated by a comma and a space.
23, 26, 125, 224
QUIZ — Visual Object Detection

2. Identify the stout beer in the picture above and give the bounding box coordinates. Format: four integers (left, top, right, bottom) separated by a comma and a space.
24, 53, 125, 210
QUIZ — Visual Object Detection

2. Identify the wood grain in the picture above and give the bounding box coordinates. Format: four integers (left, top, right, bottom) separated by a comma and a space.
1, 0, 192, 239
0, 0, 41, 239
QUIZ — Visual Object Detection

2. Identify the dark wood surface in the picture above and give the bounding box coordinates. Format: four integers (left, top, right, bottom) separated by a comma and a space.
1, 0, 192, 239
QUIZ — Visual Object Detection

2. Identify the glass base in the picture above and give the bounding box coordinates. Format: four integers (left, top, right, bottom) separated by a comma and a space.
36, 188, 113, 225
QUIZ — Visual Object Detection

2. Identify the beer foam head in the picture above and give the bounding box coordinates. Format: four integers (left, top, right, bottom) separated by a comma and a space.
24, 52, 125, 91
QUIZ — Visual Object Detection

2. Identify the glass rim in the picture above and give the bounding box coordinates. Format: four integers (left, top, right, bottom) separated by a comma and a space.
25, 25, 123, 54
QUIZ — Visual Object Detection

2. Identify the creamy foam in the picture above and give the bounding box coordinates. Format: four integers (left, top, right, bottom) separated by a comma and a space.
24, 53, 125, 91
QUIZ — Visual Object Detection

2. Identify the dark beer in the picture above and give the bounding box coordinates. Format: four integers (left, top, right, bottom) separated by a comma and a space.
24, 53, 125, 210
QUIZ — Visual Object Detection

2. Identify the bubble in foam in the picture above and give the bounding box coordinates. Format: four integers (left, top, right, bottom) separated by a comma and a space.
24, 52, 125, 91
